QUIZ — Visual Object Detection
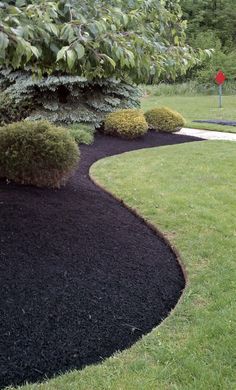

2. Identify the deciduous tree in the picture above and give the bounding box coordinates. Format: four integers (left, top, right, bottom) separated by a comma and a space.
0, 0, 206, 125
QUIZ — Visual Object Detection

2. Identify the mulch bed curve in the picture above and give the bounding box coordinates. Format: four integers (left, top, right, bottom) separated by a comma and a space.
0, 131, 203, 388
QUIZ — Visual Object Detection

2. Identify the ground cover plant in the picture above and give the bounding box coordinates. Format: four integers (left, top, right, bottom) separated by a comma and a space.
0, 120, 79, 187
67, 123, 95, 145
9, 140, 236, 390
141, 92, 236, 133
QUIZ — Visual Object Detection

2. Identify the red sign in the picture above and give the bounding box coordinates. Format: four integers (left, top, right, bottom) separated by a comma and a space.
215, 70, 226, 85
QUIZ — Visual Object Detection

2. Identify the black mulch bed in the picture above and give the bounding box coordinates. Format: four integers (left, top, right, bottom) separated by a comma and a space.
193, 119, 236, 126
0, 132, 203, 389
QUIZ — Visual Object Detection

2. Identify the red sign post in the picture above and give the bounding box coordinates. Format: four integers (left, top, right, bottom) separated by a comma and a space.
215, 70, 226, 85
215, 70, 226, 108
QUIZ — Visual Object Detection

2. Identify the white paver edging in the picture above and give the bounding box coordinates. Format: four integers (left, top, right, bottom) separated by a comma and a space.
176, 127, 236, 141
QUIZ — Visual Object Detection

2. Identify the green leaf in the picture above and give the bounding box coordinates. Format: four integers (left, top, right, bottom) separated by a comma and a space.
66, 49, 77, 70
73, 42, 85, 59
15, 0, 26, 6
0, 32, 9, 56
102, 54, 116, 68
45, 23, 58, 36
50, 43, 59, 54
10, 26, 24, 37
60, 24, 74, 41
56, 46, 69, 61
7, 6, 22, 15
31, 46, 40, 59
174, 36, 179, 45
123, 14, 129, 26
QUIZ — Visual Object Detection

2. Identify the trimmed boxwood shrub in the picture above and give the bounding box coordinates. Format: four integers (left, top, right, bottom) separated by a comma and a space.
0, 120, 80, 188
145, 107, 185, 132
104, 109, 148, 139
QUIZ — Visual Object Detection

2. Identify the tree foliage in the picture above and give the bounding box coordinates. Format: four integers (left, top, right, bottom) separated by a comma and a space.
181, 0, 236, 48
179, 0, 236, 82
0, 0, 205, 83
187, 30, 236, 82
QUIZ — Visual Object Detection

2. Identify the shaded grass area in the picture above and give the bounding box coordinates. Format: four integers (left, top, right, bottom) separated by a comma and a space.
12, 140, 236, 390
141, 94, 236, 133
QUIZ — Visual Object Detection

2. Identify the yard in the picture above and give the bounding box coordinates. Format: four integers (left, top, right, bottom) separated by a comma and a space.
141, 94, 236, 134
11, 140, 236, 390
1, 1, 236, 389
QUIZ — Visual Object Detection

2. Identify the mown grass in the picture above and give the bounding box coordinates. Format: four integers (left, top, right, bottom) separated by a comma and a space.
141, 93, 236, 134
12, 140, 236, 390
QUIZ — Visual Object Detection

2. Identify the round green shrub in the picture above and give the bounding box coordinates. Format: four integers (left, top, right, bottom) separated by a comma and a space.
104, 109, 148, 139
0, 120, 80, 188
144, 107, 186, 132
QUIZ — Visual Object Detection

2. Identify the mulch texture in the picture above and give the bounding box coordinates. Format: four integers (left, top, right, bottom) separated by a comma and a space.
0, 131, 202, 388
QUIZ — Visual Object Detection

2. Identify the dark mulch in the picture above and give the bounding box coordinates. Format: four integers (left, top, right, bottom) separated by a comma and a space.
193, 119, 236, 126
0, 132, 203, 389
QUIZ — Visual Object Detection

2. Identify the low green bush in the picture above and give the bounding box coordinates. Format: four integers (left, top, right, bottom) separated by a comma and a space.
0, 120, 80, 188
104, 109, 148, 139
145, 107, 185, 132
68, 123, 95, 145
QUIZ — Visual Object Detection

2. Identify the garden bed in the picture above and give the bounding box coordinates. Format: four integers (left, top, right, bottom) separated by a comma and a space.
0, 132, 201, 388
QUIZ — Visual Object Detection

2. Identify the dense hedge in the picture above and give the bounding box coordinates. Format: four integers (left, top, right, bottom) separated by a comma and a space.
104, 109, 148, 139
145, 107, 185, 132
0, 121, 79, 188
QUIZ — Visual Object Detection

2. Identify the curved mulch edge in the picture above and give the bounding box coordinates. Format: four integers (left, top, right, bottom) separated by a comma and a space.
90, 169, 189, 312
0, 132, 204, 389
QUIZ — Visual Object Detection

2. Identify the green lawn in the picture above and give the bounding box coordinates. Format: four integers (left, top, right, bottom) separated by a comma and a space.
14, 140, 236, 390
141, 95, 236, 133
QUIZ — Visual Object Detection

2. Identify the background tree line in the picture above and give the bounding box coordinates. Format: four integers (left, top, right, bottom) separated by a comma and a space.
179, 0, 236, 83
